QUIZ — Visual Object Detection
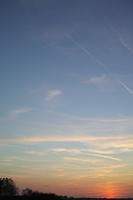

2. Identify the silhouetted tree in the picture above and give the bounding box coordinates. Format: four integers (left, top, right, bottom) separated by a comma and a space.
22, 188, 33, 196
0, 178, 18, 196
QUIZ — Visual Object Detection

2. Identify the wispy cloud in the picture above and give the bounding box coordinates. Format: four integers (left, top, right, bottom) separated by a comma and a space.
102, 164, 127, 169
64, 157, 101, 163
52, 148, 81, 154
52, 147, 133, 156
53, 173, 65, 177
52, 148, 121, 161
46, 89, 62, 100
10, 107, 32, 117
25, 151, 45, 156
87, 153, 121, 161
86, 75, 108, 85
52, 148, 119, 155
0, 107, 32, 121
86, 149, 116, 155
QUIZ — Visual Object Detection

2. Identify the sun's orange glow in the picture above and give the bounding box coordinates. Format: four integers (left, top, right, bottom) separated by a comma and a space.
102, 183, 119, 199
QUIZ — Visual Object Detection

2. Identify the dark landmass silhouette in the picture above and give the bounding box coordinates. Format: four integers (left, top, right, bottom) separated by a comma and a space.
0, 196, 133, 200
0, 178, 133, 200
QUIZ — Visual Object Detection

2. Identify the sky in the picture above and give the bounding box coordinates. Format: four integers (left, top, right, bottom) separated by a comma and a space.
0, 0, 133, 198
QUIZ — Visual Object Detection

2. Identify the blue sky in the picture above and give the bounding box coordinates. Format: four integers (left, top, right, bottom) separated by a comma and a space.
1, 0, 133, 197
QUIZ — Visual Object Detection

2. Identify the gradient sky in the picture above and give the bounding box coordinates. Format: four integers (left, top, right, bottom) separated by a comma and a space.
1, 0, 133, 198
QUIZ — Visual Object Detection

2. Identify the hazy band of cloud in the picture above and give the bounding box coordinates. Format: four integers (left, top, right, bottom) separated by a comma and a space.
49, 110, 133, 123
0, 136, 122, 144
1, 135, 133, 150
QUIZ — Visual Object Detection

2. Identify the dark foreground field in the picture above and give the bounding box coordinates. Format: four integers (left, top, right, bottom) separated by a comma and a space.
0, 196, 133, 200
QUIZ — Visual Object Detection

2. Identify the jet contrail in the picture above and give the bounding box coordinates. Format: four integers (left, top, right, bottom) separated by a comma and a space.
66, 34, 133, 95
110, 26, 133, 54
119, 81, 133, 94
66, 34, 109, 74
120, 37, 133, 55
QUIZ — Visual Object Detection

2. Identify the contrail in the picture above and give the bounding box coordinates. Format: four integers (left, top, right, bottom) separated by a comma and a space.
120, 37, 133, 54
110, 26, 133, 54
66, 33, 133, 95
111, 26, 133, 54
108, 27, 133, 94
66, 34, 109, 74
119, 81, 133, 94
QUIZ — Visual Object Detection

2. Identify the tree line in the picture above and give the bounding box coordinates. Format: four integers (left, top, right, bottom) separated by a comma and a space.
0, 177, 70, 200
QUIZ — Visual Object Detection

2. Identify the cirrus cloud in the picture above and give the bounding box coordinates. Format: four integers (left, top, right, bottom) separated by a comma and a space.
46, 89, 62, 101
86, 75, 109, 85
